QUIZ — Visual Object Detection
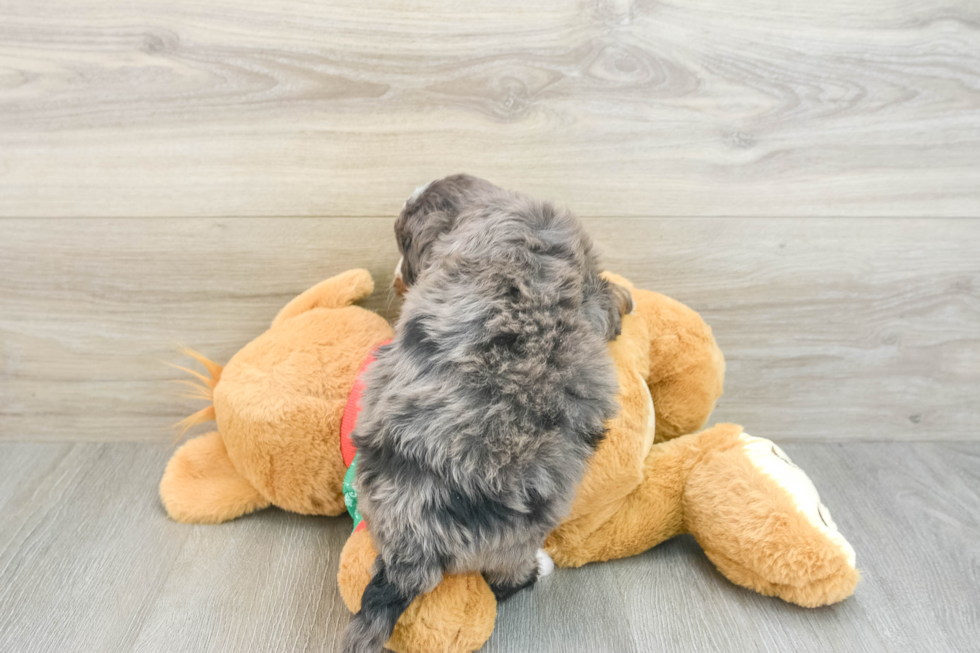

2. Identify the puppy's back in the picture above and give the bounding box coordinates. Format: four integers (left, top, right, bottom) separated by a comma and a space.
343, 188, 618, 653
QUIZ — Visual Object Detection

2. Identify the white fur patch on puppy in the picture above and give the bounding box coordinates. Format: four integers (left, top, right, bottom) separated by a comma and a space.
536, 548, 554, 577
403, 181, 433, 209
394, 256, 404, 281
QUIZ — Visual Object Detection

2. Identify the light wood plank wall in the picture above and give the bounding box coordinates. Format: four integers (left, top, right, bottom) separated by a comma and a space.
2, 218, 978, 442
1, 0, 978, 442
2, 0, 979, 218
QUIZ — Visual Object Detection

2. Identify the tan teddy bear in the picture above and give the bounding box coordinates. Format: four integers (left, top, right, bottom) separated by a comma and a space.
161, 268, 858, 653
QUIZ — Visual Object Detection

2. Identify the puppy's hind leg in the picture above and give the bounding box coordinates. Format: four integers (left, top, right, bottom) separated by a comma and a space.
341, 559, 442, 653
483, 547, 541, 603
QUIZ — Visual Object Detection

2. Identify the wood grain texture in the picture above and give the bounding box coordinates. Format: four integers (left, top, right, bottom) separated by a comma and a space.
2, 217, 978, 442
0, 444, 352, 653
0, 442, 976, 652
1, 0, 978, 218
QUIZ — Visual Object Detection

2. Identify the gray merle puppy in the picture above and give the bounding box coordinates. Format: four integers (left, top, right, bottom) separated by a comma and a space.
341, 175, 632, 653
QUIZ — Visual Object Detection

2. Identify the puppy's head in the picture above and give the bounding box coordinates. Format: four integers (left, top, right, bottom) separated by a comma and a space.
393, 174, 500, 293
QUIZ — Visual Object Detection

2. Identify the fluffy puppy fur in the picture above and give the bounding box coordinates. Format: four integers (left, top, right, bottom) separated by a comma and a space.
341, 175, 630, 653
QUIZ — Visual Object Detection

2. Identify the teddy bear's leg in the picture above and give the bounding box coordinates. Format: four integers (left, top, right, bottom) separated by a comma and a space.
684, 428, 859, 607
602, 272, 726, 443
544, 331, 658, 565
545, 424, 740, 567
159, 431, 271, 524
271, 268, 375, 328
338, 528, 496, 653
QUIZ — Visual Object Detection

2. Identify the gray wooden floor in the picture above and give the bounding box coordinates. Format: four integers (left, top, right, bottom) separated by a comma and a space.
0, 442, 976, 653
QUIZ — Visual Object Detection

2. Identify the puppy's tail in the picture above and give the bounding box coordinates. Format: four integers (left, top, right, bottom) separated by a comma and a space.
341, 561, 428, 653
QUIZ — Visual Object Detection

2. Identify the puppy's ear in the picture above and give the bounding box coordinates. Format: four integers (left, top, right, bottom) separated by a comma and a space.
405, 210, 456, 285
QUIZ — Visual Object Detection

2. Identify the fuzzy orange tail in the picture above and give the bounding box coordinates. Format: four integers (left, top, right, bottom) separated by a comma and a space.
168, 347, 224, 440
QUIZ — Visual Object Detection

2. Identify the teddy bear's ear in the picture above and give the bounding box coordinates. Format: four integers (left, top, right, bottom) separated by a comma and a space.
271, 269, 375, 328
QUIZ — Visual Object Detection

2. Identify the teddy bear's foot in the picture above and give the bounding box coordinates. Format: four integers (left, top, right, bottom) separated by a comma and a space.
685, 428, 859, 607
338, 528, 496, 653
160, 431, 271, 524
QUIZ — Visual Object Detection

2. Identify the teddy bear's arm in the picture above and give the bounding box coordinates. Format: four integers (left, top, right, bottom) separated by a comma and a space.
543, 309, 659, 562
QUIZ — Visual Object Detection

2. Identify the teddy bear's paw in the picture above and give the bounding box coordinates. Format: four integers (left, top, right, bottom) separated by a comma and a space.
536, 548, 554, 577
